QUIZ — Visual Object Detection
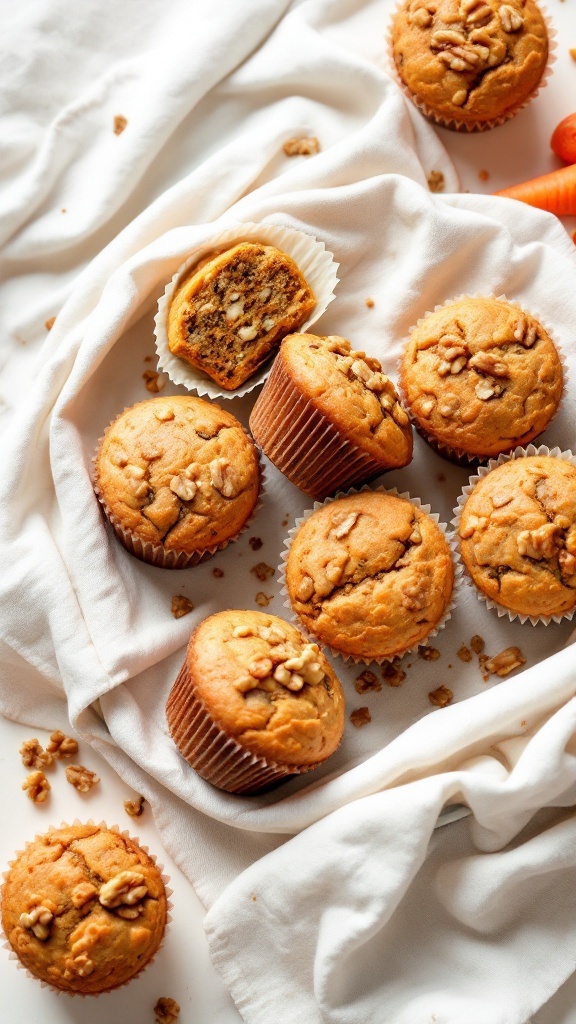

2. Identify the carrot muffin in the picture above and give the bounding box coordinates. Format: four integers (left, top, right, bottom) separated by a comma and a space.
1, 824, 167, 994
94, 395, 261, 568
391, 0, 549, 130
285, 491, 454, 661
458, 454, 576, 619
400, 298, 563, 462
249, 333, 413, 500
166, 610, 345, 793
166, 242, 315, 390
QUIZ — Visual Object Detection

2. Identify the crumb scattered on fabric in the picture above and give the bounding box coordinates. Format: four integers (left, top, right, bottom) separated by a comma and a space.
113, 114, 128, 135
429, 685, 453, 708
419, 646, 440, 661
212, 568, 224, 578
61, 208, 67, 213
457, 645, 472, 663
143, 369, 166, 393
354, 670, 382, 694
471, 634, 485, 655
171, 595, 194, 619
382, 662, 406, 687
478, 169, 489, 182
249, 537, 263, 551
255, 592, 272, 607
45, 317, 56, 331
350, 706, 371, 728
427, 170, 445, 193
436, 472, 446, 482
447, 663, 452, 669
144, 354, 154, 363
124, 795, 145, 817
155, 996, 180, 1024
573, 229, 576, 245
281, 517, 289, 527
283, 136, 320, 157
251, 562, 275, 582
365, 298, 374, 308
570, 47, 576, 59
521, 720, 526, 727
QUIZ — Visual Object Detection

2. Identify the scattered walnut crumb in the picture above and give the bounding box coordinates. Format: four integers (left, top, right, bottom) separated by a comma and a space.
251, 562, 275, 582
382, 662, 407, 687
47, 730, 79, 758
479, 653, 490, 681
19, 739, 54, 770
281, 517, 289, 527
283, 136, 320, 157
470, 635, 485, 655
457, 645, 472, 663
255, 592, 272, 607
429, 685, 453, 708
212, 567, 224, 578
65, 764, 100, 793
350, 706, 372, 728
478, 169, 490, 182
61, 208, 67, 213
144, 355, 153, 362
22, 771, 50, 803
427, 170, 445, 193
354, 670, 382, 694
249, 537, 263, 551
113, 114, 128, 135
483, 646, 526, 678
365, 298, 375, 309
143, 369, 166, 393
419, 646, 440, 661
155, 996, 180, 1024
171, 595, 194, 619
124, 795, 145, 817
570, 48, 576, 60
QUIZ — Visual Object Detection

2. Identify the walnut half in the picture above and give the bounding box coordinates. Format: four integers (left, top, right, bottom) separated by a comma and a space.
65, 764, 100, 793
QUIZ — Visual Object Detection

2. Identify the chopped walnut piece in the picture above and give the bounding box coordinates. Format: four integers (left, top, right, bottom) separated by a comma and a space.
419, 645, 440, 661
22, 771, 50, 803
470, 634, 485, 654
45, 316, 56, 331
355, 670, 382, 694
383, 662, 407, 687
210, 457, 240, 498
251, 562, 275, 583
401, 579, 426, 612
483, 646, 526, 677
429, 685, 453, 708
255, 592, 272, 607
170, 468, 197, 502
283, 136, 320, 157
99, 870, 148, 909
249, 537, 263, 551
65, 764, 100, 793
350, 706, 372, 728
212, 567, 224, 578
457, 644, 472, 663
499, 3, 523, 31
469, 351, 509, 377
46, 730, 79, 758
124, 795, 146, 817
155, 997, 181, 1024
19, 902, 54, 940
155, 406, 175, 422
427, 170, 445, 193
475, 379, 495, 401
64, 954, 95, 978
296, 575, 315, 602
330, 511, 359, 539
513, 316, 537, 348
171, 595, 194, 619
559, 549, 576, 576
517, 523, 560, 560
19, 738, 54, 770
113, 114, 128, 135
143, 369, 167, 393
71, 882, 98, 911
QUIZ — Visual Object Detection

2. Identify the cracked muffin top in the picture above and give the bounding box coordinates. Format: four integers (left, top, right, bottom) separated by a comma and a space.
459, 455, 576, 618
166, 242, 315, 390
400, 298, 563, 460
285, 491, 454, 660
95, 396, 261, 553
391, 0, 549, 128
277, 333, 413, 466
1, 824, 167, 994
167, 610, 345, 766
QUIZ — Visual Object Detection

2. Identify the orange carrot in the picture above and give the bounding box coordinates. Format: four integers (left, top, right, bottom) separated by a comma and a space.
494, 164, 576, 215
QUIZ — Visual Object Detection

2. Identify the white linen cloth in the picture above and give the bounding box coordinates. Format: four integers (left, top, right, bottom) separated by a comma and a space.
1, 1, 576, 1022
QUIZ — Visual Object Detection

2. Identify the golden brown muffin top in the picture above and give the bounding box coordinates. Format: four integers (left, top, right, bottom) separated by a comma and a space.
400, 299, 563, 459
182, 610, 345, 766
1, 824, 167, 994
459, 456, 576, 618
167, 242, 315, 390
286, 491, 454, 660
280, 334, 413, 467
95, 396, 260, 552
392, 0, 548, 126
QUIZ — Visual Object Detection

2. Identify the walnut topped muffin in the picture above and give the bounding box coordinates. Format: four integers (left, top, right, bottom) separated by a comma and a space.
400, 298, 563, 461
166, 242, 315, 390
1, 824, 167, 994
285, 490, 454, 661
250, 333, 413, 499
458, 454, 576, 619
391, 0, 549, 129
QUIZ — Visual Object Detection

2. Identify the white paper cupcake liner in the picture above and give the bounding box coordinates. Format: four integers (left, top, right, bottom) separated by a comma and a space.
398, 293, 567, 464
154, 220, 339, 400
387, 3, 556, 134
451, 444, 576, 625
279, 483, 463, 664
1, 820, 172, 997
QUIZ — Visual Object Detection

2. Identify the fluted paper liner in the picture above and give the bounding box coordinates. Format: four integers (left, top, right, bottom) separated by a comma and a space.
92, 408, 266, 569
398, 293, 567, 465
451, 444, 576, 625
1, 820, 172, 997
166, 659, 321, 794
279, 484, 463, 664
249, 348, 409, 500
386, 3, 556, 133
154, 220, 339, 400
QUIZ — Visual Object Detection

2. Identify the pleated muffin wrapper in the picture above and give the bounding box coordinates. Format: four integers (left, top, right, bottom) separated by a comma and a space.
397, 292, 568, 466
279, 483, 464, 665
249, 346, 411, 500
154, 220, 339, 401
451, 444, 576, 626
166, 658, 322, 795
92, 416, 266, 569
1, 819, 172, 997
386, 3, 556, 133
